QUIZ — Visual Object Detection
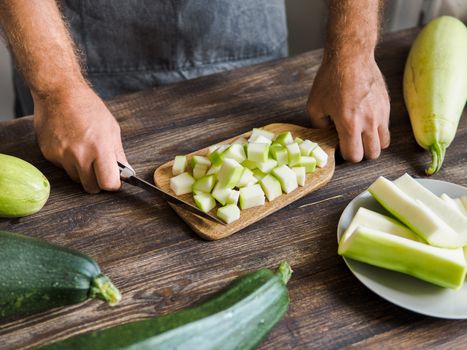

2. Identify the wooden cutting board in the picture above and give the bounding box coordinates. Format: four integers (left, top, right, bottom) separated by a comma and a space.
154, 123, 338, 240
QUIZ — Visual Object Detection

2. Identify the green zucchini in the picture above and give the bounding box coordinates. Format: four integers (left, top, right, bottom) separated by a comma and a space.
37, 262, 292, 350
0, 231, 121, 318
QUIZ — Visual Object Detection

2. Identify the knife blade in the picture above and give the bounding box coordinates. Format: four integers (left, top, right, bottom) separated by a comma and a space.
117, 162, 225, 225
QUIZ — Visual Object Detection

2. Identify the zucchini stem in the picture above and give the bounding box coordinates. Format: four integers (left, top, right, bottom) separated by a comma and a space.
89, 274, 122, 306
276, 261, 293, 284
426, 143, 446, 175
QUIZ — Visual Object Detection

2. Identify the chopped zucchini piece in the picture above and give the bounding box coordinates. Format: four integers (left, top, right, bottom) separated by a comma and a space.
226, 190, 240, 205
247, 143, 269, 163
208, 145, 229, 166
256, 159, 278, 173
368, 176, 463, 248
172, 155, 187, 176
233, 137, 248, 145
170, 172, 195, 196
241, 159, 258, 170
239, 184, 265, 209
269, 143, 288, 166
193, 164, 209, 179
297, 156, 316, 173
272, 165, 298, 194
194, 193, 216, 213
192, 175, 216, 193
248, 128, 274, 143
217, 204, 241, 224
217, 158, 243, 188
236, 168, 258, 188
191, 155, 211, 168
299, 139, 317, 156
311, 145, 328, 167
252, 168, 267, 181
291, 167, 306, 186
223, 144, 247, 163
394, 173, 467, 244
211, 183, 233, 206
250, 135, 273, 145
207, 145, 220, 156
260, 174, 282, 201
206, 164, 221, 176
338, 226, 467, 290
275, 131, 294, 146
286, 143, 301, 166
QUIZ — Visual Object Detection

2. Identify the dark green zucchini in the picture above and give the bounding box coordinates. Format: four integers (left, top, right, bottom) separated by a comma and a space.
0, 231, 121, 318
37, 262, 292, 350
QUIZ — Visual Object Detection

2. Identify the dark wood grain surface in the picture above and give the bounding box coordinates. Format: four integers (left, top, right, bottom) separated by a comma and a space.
1, 28, 466, 349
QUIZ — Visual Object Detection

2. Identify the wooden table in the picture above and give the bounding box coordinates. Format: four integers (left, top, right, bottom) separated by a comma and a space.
1, 28, 466, 349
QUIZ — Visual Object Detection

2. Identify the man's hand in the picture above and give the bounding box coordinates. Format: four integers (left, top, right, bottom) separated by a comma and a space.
0, 0, 128, 193
33, 85, 127, 193
308, 0, 390, 162
307, 55, 390, 162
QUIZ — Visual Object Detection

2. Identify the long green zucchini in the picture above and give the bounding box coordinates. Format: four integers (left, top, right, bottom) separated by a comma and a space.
0, 231, 121, 318
403, 16, 467, 175
37, 262, 292, 350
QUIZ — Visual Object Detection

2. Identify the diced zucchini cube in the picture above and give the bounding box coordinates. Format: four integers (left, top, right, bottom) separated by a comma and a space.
193, 193, 216, 213
252, 168, 267, 181
212, 183, 233, 206
286, 142, 301, 166
226, 190, 240, 205
250, 135, 272, 145
223, 144, 247, 163
292, 167, 306, 186
217, 204, 241, 224
236, 168, 258, 188
193, 164, 209, 179
241, 159, 258, 170
172, 155, 187, 176
170, 172, 195, 195
311, 145, 328, 167
269, 143, 288, 166
233, 137, 248, 145
272, 165, 298, 194
206, 164, 222, 176
299, 139, 318, 156
275, 131, 294, 146
256, 159, 278, 173
208, 145, 229, 166
217, 158, 244, 188
207, 145, 220, 156
297, 156, 317, 173
247, 143, 269, 163
248, 128, 274, 143
192, 175, 216, 193
260, 174, 282, 201
191, 155, 211, 168
239, 184, 265, 210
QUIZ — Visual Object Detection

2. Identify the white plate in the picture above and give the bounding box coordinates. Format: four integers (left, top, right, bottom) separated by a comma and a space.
337, 178, 467, 319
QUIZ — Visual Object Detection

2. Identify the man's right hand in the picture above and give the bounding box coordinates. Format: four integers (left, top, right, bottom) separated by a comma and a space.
33, 85, 128, 193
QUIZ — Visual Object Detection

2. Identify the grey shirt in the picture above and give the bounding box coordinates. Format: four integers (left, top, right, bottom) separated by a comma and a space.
14, 0, 288, 115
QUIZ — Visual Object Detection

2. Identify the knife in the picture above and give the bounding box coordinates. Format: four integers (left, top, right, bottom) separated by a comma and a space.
117, 162, 225, 225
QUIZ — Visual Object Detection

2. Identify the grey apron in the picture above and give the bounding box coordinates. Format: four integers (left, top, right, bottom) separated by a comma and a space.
14, 0, 288, 116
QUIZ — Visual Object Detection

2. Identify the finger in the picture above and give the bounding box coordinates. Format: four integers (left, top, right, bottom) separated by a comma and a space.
62, 163, 80, 183
362, 129, 381, 160
378, 124, 391, 149
77, 161, 100, 194
307, 100, 331, 129
94, 153, 121, 192
337, 125, 364, 163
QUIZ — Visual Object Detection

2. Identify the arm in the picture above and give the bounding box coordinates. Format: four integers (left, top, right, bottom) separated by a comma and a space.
307, 0, 390, 162
0, 0, 127, 193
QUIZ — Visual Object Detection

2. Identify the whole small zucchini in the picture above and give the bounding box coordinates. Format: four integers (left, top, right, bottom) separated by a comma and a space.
0, 231, 121, 318
37, 262, 292, 350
